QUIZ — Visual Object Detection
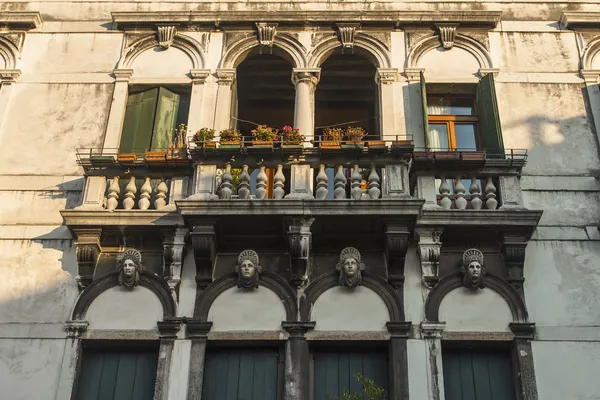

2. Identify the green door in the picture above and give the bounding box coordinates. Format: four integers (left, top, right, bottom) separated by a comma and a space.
202, 349, 281, 400
119, 88, 159, 153
443, 347, 516, 400
75, 346, 158, 400
314, 350, 389, 400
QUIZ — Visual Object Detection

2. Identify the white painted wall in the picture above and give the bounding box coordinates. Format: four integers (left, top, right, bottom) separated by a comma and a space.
311, 286, 390, 331
419, 46, 481, 79
86, 286, 163, 330
208, 286, 286, 331
407, 340, 430, 400
439, 287, 513, 332
132, 47, 193, 78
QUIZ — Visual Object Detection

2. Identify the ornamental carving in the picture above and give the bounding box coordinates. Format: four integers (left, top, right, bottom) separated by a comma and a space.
336, 23, 359, 49
256, 22, 278, 47
337, 247, 365, 288
436, 23, 458, 50
116, 249, 143, 288
461, 248, 486, 290
157, 25, 177, 49
236, 250, 262, 289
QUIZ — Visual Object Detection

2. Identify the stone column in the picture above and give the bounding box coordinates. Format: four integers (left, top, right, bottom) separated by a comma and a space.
509, 323, 538, 400
155, 318, 184, 400
292, 69, 320, 145
282, 322, 315, 400
0, 70, 20, 133
421, 322, 446, 400
186, 320, 213, 400
285, 164, 314, 199
582, 70, 600, 160
386, 322, 412, 400
416, 176, 441, 209
383, 164, 410, 198
190, 164, 218, 199
186, 69, 211, 142
213, 69, 236, 137
498, 176, 525, 210
102, 69, 134, 152
55, 321, 89, 399
376, 68, 398, 139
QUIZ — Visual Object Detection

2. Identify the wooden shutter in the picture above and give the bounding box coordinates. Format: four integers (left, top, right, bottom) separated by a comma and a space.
75, 346, 158, 400
477, 74, 505, 157
119, 88, 159, 153
314, 350, 389, 400
443, 347, 516, 400
151, 87, 181, 151
202, 349, 280, 400
420, 71, 430, 149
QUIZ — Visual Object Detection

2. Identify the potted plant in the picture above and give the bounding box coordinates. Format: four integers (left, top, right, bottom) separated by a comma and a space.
219, 128, 242, 149
280, 125, 305, 151
329, 373, 386, 400
321, 127, 344, 148
342, 126, 367, 148
166, 123, 189, 162
192, 127, 216, 149
251, 124, 278, 148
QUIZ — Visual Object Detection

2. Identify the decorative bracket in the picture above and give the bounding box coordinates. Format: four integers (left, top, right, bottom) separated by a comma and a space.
421, 321, 445, 339
502, 231, 529, 292
157, 317, 184, 339
384, 222, 410, 288
416, 227, 443, 289
386, 321, 412, 338
376, 68, 398, 85
65, 320, 89, 339
0, 69, 21, 84
186, 319, 213, 339
190, 224, 217, 289
162, 227, 188, 300
286, 218, 314, 287
509, 322, 535, 340
336, 23, 360, 50
256, 22, 278, 47
190, 69, 211, 84
215, 68, 236, 87
435, 23, 459, 50
156, 24, 177, 49
73, 228, 102, 290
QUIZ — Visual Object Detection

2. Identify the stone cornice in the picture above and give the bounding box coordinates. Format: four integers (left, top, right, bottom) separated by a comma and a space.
560, 12, 600, 30
61, 209, 180, 228
0, 12, 43, 30
111, 10, 501, 30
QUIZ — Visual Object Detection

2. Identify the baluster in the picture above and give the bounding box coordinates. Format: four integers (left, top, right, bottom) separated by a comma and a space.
106, 176, 120, 211
351, 165, 362, 200
315, 164, 328, 200
238, 165, 251, 200
368, 163, 381, 199
123, 176, 137, 210
255, 166, 268, 200
273, 164, 286, 199
485, 177, 498, 210
334, 165, 347, 199
439, 177, 452, 210
138, 177, 152, 210
155, 179, 169, 209
454, 176, 467, 210
470, 177, 482, 210
220, 164, 233, 199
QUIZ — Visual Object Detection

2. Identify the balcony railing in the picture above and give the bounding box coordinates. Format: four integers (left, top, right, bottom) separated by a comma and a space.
102, 176, 172, 211
76, 148, 190, 168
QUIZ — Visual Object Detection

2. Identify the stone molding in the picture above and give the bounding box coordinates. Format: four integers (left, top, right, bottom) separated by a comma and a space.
376, 68, 398, 84
581, 37, 600, 71
256, 22, 278, 47
157, 24, 177, 49
0, 68, 20, 83
162, 227, 188, 299
435, 23, 458, 50
509, 322, 536, 340
215, 68, 236, 86
308, 32, 390, 68
336, 23, 360, 49
281, 321, 316, 337
186, 319, 213, 339
190, 224, 217, 289
73, 228, 102, 290
64, 320, 89, 339
420, 321, 445, 339
386, 321, 413, 338
416, 227, 443, 288
0, 12, 43, 30
112, 68, 133, 82
560, 12, 600, 30
478, 67, 500, 78
384, 222, 410, 288
407, 33, 492, 70
397, 11, 501, 29
291, 68, 320, 87
221, 32, 306, 69
581, 69, 600, 83
157, 317, 184, 338
403, 67, 425, 82
190, 68, 211, 84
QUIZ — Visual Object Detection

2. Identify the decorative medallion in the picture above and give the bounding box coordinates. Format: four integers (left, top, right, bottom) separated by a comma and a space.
116, 249, 143, 288
461, 248, 486, 289
236, 249, 262, 289
337, 247, 366, 288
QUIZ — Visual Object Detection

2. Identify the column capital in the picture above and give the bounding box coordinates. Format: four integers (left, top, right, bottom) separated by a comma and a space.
509, 322, 535, 340
581, 69, 600, 84
0, 69, 21, 84
282, 321, 316, 337
216, 68, 236, 86
403, 67, 424, 82
65, 320, 89, 339
190, 68, 211, 84
186, 319, 213, 339
376, 68, 399, 84
386, 321, 412, 338
113, 68, 133, 82
478, 67, 500, 78
157, 317, 184, 339
421, 321, 446, 339
291, 68, 320, 87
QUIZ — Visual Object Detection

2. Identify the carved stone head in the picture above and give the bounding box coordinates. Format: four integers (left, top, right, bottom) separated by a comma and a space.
336, 247, 366, 288
117, 249, 143, 288
236, 250, 262, 289
461, 248, 486, 289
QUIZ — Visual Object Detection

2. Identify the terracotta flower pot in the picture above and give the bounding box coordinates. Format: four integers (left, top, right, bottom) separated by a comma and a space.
117, 153, 137, 163
145, 151, 166, 163
320, 141, 341, 148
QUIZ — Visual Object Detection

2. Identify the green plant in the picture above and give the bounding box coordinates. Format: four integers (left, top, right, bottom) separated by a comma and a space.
192, 128, 215, 143
345, 126, 367, 143
170, 123, 188, 149
323, 127, 344, 142
251, 125, 279, 142
219, 128, 242, 143
328, 373, 387, 400
281, 125, 305, 144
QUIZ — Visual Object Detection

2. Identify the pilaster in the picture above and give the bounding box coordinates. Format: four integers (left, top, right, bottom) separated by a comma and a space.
282, 322, 316, 400
102, 68, 134, 151
376, 68, 399, 138
214, 68, 236, 133
284, 164, 314, 199
387, 322, 412, 400
509, 323, 538, 400
421, 322, 446, 400
155, 318, 184, 400
0, 69, 20, 132
383, 164, 410, 198
191, 164, 219, 199
187, 69, 211, 139
186, 320, 213, 400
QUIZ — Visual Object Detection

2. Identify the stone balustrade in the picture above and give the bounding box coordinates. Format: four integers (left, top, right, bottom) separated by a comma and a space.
104, 176, 171, 210
435, 176, 498, 210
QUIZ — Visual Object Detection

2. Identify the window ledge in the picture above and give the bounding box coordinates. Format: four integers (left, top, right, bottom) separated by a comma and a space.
560, 12, 600, 30
0, 11, 43, 30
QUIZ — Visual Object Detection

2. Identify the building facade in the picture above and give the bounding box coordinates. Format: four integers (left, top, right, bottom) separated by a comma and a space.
0, 2, 599, 400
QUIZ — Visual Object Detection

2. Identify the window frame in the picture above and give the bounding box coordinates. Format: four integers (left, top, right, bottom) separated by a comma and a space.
427, 93, 481, 151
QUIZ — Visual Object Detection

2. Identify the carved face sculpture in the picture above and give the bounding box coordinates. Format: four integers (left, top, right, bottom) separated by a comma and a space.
461, 249, 486, 290
236, 250, 261, 289
337, 247, 365, 289
117, 249, 143, 289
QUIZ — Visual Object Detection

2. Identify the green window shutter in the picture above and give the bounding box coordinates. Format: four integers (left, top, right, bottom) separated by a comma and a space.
477, 74, 505, 157
119, 88, 159, 153
202, 349, 280, 400
151, 87, 181, 151
443, 348, 516, 400
420, 71, 430, 149
75, 347, 158, 400
314, 350, 388, 400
